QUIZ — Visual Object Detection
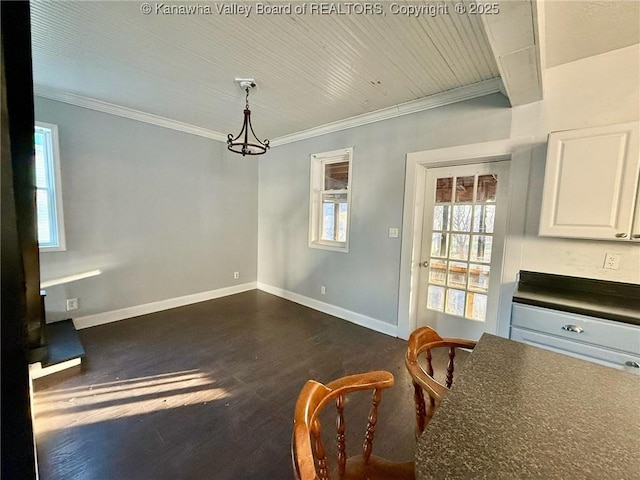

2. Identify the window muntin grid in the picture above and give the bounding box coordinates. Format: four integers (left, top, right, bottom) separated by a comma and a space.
426, 174, 498, 322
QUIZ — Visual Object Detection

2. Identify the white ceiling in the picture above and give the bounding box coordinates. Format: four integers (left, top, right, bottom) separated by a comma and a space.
29, 1, 639, 144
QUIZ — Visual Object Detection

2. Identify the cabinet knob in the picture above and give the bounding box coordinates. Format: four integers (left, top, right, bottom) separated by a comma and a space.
615, 233, 628, 238
625, 361, 640, 369
561, 324, 584, 334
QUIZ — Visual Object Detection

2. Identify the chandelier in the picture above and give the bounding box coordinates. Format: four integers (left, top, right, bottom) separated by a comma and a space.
227, 79, 270, 156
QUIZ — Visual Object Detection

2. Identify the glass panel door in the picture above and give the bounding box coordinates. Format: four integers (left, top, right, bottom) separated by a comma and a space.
418, 161, 509, 339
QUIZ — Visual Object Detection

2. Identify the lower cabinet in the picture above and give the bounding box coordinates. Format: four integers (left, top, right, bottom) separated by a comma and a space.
510, 304, 640, 374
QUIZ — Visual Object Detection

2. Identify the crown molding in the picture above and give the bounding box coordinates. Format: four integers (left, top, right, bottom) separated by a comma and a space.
35, 78, 503, 147
34, 85, 228, 142
270, 78, 504, 147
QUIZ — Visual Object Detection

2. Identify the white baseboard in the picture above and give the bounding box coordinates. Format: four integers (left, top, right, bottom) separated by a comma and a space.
72, 281, 399, 338
73, 282, 257, 329
257, 282, 399, 338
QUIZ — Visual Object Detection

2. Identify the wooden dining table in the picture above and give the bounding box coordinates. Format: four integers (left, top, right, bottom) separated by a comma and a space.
415, 333, 640, 479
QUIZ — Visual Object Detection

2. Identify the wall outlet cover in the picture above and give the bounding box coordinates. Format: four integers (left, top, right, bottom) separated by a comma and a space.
66, 298, 79, 311
603, 253, 621, 270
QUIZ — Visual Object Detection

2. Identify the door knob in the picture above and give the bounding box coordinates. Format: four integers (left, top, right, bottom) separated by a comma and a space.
420, 261, 429, 268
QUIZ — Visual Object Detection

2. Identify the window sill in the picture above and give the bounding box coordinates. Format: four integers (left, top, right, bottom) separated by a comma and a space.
39, 245, 67, 253
309, 241, 349, 253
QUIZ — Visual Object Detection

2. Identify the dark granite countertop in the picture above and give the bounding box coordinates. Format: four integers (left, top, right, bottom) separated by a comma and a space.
415, 334, 640, 479
512, 271, 640, 326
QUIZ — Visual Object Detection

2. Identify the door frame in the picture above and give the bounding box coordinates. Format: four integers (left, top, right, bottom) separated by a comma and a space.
397, 137, 533, 340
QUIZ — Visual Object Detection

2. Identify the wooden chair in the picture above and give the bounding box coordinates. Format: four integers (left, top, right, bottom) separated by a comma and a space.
291, 371, 415, 480
405, 327, 476, 438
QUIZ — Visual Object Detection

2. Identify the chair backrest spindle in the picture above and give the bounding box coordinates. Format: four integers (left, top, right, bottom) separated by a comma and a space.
336, 394, 347, 478
362, 387, 381, 463
426, 349, 434, 377
445, 346, 456, 388
412, 382, 426, 438
312, 418, 329, 480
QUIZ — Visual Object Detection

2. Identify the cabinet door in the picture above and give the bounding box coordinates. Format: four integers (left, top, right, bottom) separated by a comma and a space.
539, 121, 640, 240
633, 180, 640, 242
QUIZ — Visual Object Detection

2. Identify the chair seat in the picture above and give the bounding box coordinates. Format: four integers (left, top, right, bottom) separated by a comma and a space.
335, 455, 415, 480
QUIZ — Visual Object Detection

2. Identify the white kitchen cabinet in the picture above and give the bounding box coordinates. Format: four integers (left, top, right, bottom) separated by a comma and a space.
539, 121, 640, 241
511, 303, 640, 373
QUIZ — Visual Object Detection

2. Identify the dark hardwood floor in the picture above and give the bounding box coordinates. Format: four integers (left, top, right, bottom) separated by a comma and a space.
32, 290, 420, 479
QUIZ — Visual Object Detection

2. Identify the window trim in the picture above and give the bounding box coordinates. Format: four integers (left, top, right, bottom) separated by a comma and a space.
35, 121, 66, 252
308, 147, 353, 253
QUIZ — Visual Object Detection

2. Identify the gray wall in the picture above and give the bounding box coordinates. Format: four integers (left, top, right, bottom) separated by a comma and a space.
258, 94, 512, 326
36, 97, 258, 321
36, 46, 639, 331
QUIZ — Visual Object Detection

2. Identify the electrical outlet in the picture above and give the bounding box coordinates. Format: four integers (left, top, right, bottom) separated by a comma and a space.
320, 285, 326, 295
66, 298, 79, 311
603, 253, 621, 270
388, 227, 399, 238
233, 271, 240, 279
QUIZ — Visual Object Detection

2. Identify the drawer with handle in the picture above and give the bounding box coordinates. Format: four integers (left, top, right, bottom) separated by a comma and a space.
511, 304, 640, 354
511, 327, 640, 374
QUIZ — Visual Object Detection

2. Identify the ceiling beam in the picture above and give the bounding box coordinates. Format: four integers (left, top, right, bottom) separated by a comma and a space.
479, 0, 544, 106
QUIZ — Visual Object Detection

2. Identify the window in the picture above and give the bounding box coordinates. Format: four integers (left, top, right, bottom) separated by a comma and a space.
309, 147, 353, 252
35, 122, 65, 251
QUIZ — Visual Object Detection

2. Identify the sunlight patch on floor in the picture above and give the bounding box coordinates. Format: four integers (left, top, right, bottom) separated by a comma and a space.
33, 370, 231, 434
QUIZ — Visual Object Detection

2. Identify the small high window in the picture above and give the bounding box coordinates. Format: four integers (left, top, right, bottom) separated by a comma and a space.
309, 147, 353, 252
35, 122, 66, 251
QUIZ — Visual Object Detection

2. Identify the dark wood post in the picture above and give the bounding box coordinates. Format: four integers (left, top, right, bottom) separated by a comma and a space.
1, 1, 42, 477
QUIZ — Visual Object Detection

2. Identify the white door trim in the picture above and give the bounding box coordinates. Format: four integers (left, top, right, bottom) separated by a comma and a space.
397, 137, 533, 340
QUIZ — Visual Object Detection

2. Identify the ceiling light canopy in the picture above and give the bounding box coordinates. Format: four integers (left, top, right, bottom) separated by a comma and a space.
227, 79, 270, 156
